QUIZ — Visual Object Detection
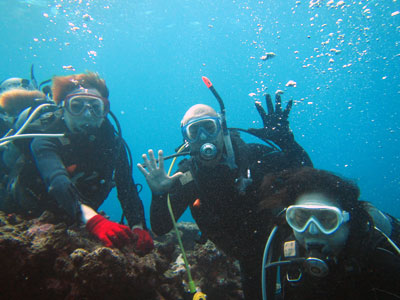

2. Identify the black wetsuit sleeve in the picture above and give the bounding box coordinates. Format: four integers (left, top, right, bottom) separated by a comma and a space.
114, 140, 146, 229
30, 137, 81, 219
274, 135, 313, 168
150, 164, 191, 236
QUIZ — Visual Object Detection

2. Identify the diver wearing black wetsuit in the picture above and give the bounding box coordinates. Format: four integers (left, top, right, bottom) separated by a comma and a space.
5, 113, 145, 228
1, 72, 153, 252
140, 93, 313, 299
259, 168, 400, 300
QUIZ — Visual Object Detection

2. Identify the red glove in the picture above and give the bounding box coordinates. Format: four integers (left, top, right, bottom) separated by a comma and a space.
133, 228, 154, 254
86, 215, 136, 248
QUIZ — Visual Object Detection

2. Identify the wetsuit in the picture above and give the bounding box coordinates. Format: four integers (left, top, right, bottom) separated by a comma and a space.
274, 209, 400, 300
151, 131, 313, 299
0, 109, 145, 228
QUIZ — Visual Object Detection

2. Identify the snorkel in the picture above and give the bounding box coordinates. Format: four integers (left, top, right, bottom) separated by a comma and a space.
145, 77, 236, 166
201, 76, 236, 169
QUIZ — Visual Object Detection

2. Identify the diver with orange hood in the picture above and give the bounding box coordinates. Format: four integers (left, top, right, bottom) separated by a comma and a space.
0, 76, 48, 134
0, 71, 153, 253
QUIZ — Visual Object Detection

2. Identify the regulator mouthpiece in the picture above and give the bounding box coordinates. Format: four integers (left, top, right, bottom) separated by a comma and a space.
200, 143, 218, 160
305, 248, 329, 277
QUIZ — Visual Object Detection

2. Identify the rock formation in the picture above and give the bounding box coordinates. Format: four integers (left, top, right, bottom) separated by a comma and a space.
0, 211, 243, 299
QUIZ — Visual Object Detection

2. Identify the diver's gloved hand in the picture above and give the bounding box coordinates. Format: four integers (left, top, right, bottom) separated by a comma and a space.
137, 149, 183, 195
86, 214, 136, 248
247, 93, 294, 145
132, 228, 154, 254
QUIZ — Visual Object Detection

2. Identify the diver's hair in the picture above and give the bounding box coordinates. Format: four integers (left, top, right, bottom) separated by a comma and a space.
0, 90, 46, 115
258, 167, 361, 214
259, 168, 374, 250
52, 71, 109, 104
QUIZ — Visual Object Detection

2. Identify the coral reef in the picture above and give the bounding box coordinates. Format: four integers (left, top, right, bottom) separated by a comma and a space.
0, 211, 243, 300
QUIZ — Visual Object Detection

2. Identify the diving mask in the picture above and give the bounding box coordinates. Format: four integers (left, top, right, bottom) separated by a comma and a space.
181, 116, 221, 143
0, 78, 34, 93
64, 93, 109, 118
286, 204, 350, 235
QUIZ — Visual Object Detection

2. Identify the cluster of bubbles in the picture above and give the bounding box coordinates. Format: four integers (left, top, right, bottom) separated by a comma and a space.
237, 0, 399, 102
31, 0, 111, 69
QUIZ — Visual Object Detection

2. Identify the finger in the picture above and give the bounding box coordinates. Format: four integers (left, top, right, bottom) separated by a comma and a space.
103, 236, 113, 247
283, 100, 293, 118
158, 150, 164, 171
108, 232, 123, 248
121, 226, 136, 241
148, 149, 158, 169
130, 229, 139, 242
265, 94, 274, 114
137, 163, 149, 176
170, 171, 184, 180
275, 93, 282, 112
255, 101, 268, 124
142, 153, 152, 171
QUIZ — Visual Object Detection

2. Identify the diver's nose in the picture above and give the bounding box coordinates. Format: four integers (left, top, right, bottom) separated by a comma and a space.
307, 222, 320, 235
199, 132, 208, 140
83, 106, 93, 118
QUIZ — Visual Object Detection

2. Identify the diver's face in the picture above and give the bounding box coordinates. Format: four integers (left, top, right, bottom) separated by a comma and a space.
63, 90, 107, 133
182, 115, 224, 167
64, 108, 104, 133
292, 193, 350, 256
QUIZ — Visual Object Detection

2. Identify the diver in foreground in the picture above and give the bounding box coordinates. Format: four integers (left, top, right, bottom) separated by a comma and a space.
0, 72, 153, 254
138, 82, 313, 299
259, 167, 400, 300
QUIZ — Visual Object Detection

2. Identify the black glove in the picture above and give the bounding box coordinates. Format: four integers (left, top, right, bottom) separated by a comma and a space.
247, 93, 294, 145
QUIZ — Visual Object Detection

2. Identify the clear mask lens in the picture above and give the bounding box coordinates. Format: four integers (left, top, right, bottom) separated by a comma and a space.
286, 205, 349, 234
66, 94, 107, 118
0, 78, 32, 92
182, 117, 221, 142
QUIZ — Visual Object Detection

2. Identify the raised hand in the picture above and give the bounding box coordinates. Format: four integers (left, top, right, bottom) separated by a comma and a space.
247, 93, 294, 145
137, 149, 183, 195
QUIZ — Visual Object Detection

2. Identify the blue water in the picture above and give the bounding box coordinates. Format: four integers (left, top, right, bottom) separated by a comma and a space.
1, 0, 399, 226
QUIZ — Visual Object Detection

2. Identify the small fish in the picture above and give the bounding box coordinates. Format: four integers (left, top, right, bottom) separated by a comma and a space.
260, 52, 276, 61
330, 48, 342, 55
172, 254, 187, 274
285, 80, 297, 87
62, 65, 75, 71
82, 14, 93, 21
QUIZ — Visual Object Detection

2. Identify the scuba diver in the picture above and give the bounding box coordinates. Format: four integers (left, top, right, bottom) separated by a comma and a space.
0, 75, 51, 196
0, 71, 153, 254
0, 77, 48, 135
138, 78, 313, 299
259, 167, 400, 300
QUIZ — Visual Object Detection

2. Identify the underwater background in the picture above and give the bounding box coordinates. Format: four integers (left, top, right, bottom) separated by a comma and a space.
0, 0, 399, 226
